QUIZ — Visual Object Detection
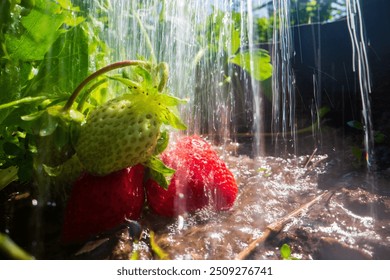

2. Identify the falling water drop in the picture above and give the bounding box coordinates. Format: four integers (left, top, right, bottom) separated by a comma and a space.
271, 0, 297, 155
346, 0, 374, 169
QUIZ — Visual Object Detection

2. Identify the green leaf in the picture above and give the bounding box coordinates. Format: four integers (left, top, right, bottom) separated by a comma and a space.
64, 15, 85, 27
374, 132, 386, 144
146, 157, 175, 177
129, 245, 140, 260
108, 75, 141, 90
0, 0, 91, 191
347, 120, 364, 130
132, 65, 153, 84
21, 110, 45, 121
154, 131, 169, 155
149, 231, 169, 260
230, 27, 241, 54
42, 164, 62, 177
230, 49, 273, 81
144, 156, 175, 190
0, 63, 34, 124
0, 1, 12, 29
5, 4, 67, 61
160, 109, 187, 130
280, 244, 292, 260
156, 94, 187, 107
0, 233, 34, 260
0, 166, 19, 191
56, 0, 77, 10
257, 167, 272, 178
148, 170, 170, 190
318, 106, 330, 118
30, 23, 89, 97
204, 9, 225, 53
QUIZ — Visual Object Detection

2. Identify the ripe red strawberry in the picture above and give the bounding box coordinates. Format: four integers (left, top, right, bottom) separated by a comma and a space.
61, 164, 145, 244
145, 135, 238, 217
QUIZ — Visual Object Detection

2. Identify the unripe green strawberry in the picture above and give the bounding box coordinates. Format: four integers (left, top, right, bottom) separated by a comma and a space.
75, 95, 162, 175
50, 155, 84, 187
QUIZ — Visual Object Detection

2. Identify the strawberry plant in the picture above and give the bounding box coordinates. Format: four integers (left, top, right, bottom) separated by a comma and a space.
0, 0, 95, 191
280, 243, 300, 260
0, 1, 187, 193
2, 59, 187, 195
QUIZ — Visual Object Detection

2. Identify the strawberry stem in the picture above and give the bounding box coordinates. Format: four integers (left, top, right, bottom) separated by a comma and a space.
76, 78, 108, 112
63, 60, 151, 112
157, 62, 169, 92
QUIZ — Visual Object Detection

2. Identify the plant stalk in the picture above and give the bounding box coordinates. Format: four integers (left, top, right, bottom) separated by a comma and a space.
0, 96, 47, 111
134, 12, 157, 64
62, 60, 150, 112
0, 233, 34, 260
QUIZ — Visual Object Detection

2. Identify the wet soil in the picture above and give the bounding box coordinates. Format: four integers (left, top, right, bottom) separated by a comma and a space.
145, 151, 390, 260
1, 130, 390, 260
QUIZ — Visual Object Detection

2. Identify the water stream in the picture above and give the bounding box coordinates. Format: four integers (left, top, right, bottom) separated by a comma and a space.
90, 0, 269, 149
